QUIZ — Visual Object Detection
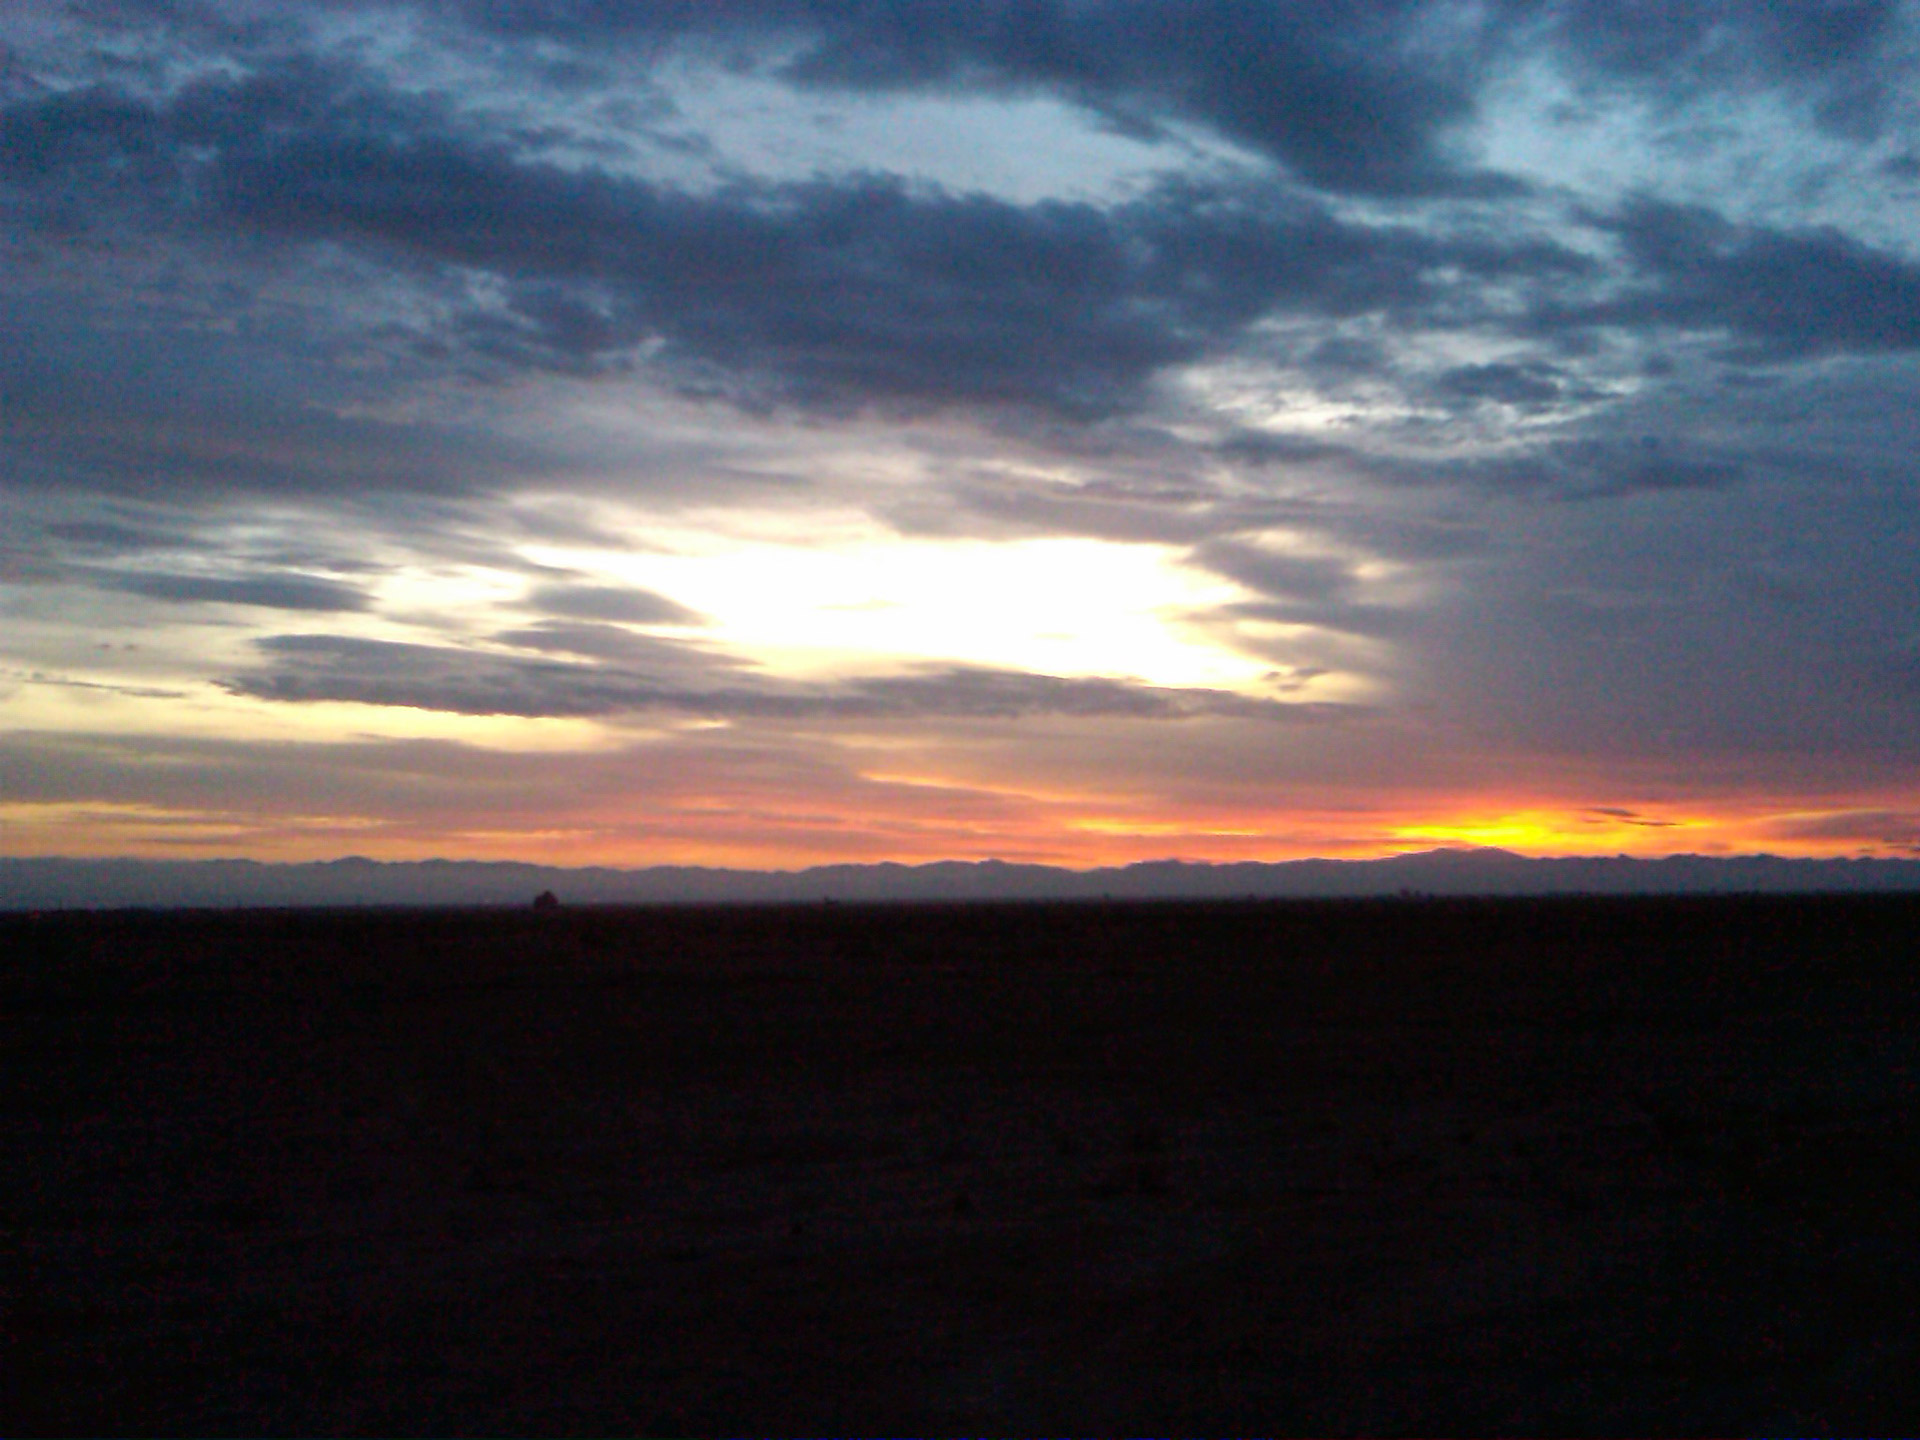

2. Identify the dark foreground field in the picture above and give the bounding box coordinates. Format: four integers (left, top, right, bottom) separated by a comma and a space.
7, 896, 1920, 1435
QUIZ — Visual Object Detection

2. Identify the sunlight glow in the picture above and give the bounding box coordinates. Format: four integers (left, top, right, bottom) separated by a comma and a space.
528, 533, 1278, 692
0, 675, 641, 752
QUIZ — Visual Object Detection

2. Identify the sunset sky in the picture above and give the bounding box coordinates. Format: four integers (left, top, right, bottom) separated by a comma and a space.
4, 0, 1920, 868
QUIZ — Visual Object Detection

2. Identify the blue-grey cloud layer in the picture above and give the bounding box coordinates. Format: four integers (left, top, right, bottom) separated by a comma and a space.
225, 633, 1342, 723
4, 0, 1919, 827
8, 9, 1918, 429
457, 0, 1910, 190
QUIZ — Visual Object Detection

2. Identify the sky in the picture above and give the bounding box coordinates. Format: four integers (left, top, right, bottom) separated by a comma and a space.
3, 0, 1920, 869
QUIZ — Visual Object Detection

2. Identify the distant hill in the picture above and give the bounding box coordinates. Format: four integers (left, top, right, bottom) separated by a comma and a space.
5, 849, 1920, 909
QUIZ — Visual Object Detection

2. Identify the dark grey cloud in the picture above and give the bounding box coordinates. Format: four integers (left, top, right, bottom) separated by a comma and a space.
901, 471, 1254, 546
843, 666, 1343, 723
8, 670, 187, 700
1594, 199, 1920, 361
225, 632, 1344, 723
94, 569, 373, 611
1431, 361, 1566, 410
18, 12, 1915, 448
1190, 539, 1354, 603
1374, 437, 1747, 502
0, 55, 427, 230
454, 0, 1501, 197
1534, 0, 1906, 136
228, 634, 690, 716
494, 620, 738, 671
1212, 430, 1353, 466
44, 519, 194, 554
524, 583, 705, 625
1766, 809, 1920, 846
1185, 538, 1423, 640
0, 347, 544, 499
207, 142, 1576, 414
891, 461, 1498, 578
454, 1, 1914, 188
1583, 807, 1677, 827
0, 52, 1594, 419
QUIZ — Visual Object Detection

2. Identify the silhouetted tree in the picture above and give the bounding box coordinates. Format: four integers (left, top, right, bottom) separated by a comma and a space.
532, 890, 560, 913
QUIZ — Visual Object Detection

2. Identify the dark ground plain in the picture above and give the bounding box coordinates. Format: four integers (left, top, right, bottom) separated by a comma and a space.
6, 895, 1920, 1435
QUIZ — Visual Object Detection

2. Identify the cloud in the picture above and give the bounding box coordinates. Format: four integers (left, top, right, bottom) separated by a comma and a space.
1190, 539, 1355, 603
210, 142, 1567, 414
10, 6, 1913, 437
8, 670, 187, 700
1430, 361, 1566, 410
1581, 806, 1676, 827
1376, 437, 1747, 501
1592, 198, 1920, 361
0, 345, 547, 499
1212, 430, 1353, 466
1762, 809, 1920, 848
95, 570, 373, 612
453, 1, 1915, 188
1187, 537, 1421, 640
524, 583, 705, 625
824, 666, 1325, 723
226, 634, 678, 717
493, 621, 738, 672
44, 520, 194, 554
0, 55, 1593, 419
224, 632, 1346, 723
451, 0, 1505, 197
1533, 0, 1906, 135
903, 468, 1279, 547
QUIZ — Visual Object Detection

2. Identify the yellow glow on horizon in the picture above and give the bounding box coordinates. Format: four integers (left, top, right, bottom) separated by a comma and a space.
8, 790, 1916, 867
1386, 808, 1710, 854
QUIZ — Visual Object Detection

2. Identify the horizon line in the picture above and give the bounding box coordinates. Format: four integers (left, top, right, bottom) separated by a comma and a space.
8, 847, 1920, 872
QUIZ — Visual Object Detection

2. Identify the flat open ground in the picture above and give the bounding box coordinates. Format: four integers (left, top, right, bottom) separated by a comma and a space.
7, 896, 1920, 1434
